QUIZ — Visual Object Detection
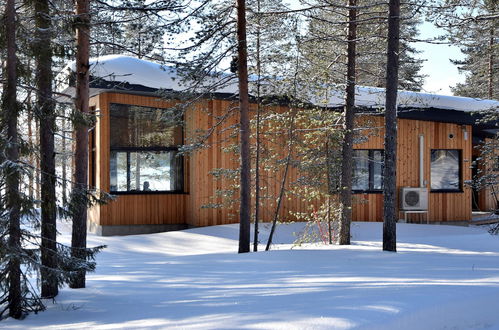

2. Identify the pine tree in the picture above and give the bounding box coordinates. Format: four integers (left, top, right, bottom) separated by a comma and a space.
34, 0, 59, 299
2, 0, 23, 319
300, 0, 425, 91
90, 0, 182, 59
445, 0, 497, 99
70, 0, 91, 289
236, 0, 252, 254
382, 0, 400, 252
338, 0, 357, 245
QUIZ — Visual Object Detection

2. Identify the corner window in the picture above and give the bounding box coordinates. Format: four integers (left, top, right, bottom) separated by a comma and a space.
430, 149, 461, 191
352, 149, 384, 192
109, 103, 183, 193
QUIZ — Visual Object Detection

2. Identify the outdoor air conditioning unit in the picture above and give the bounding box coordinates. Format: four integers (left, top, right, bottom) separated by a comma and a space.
400, 187, 428, 211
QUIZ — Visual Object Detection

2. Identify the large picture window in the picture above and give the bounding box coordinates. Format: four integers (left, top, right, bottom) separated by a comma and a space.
431, 149, 461, 191
109, 103, 183, 193
352, 149, 384, 192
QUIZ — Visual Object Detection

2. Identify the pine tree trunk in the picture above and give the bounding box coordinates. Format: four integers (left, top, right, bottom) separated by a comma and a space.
236, 0, 251, 254
382, 0, 400, 252
338, 0, 357, 245
35, 0, 59, 299
4, 0, 22, 319
488, 25, 494, 99
28, 94, 34, 200
35, 118, 41, 202
62, 119, 67, 205
71, 0, 91, 288
253, 0, 262, 252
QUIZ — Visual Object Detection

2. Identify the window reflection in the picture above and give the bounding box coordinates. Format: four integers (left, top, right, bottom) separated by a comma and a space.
352, 149, 384, 192
109, 103, 183, 193
431, 149, 461, 191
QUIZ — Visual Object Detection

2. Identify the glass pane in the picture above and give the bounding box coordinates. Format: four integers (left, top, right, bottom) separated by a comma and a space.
110, 103, 182, 148
353, 150, 369, 190
110, 150, 182, 192
131, 151, 172, 191
431, 150, 460, 190
110, 151, 129, 192
372, 150, 384, 190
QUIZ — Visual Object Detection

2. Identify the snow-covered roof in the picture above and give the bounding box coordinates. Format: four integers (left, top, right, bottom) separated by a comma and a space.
326, 86, 499, 112
64, 54, 498, 113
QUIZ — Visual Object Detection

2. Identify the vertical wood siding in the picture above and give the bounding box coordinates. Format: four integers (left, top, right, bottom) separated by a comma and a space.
89, 92, 187, 226
89, 92, 473, 229
475, 138, 499, 211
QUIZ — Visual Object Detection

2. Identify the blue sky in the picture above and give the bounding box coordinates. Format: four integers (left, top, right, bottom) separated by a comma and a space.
413, 21, 465, 96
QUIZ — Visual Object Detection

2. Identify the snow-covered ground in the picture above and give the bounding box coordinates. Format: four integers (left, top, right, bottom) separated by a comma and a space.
3, 221, 499, 329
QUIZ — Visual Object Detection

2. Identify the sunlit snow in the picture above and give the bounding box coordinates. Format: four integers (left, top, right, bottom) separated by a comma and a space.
3, 221, 499, 329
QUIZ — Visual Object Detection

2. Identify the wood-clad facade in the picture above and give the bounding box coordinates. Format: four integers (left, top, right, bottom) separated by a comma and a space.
88, 91, 479, 235
353, 116, 473, 222
473, 138, 499, 212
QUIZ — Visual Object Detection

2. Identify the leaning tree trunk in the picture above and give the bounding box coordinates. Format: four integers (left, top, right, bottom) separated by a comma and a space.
382, 0, 400, 252
71, 0, 91, 288
35, 0, 58, 299
338, 0, 357, 245
4, 0, 22, 319
236, 0, 251, 254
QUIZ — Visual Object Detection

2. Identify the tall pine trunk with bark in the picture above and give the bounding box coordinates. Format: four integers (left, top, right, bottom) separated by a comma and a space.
253, 0, 262, 252
382, 0, 400, 252
487, 23, 494, 99
338, 0, 357, 245
71, 0, 91, 288
237, 0, 251, 253
3, 0, 22, 319
35, 0, 59, 298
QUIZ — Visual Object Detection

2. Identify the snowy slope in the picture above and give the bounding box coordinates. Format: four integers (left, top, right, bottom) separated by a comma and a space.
3, 222, 499, 329
62, 55, 499, 112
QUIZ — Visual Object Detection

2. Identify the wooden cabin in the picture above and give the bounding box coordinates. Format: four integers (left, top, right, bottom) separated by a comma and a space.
71, 55, 498, 235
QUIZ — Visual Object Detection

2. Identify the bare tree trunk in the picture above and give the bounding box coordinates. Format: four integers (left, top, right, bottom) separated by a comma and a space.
236, 0, 251, 254
338, 0, 357, 245
35, 117, 41, 202
28, 93, 34, 200
488, 25, 494, 99
61, 119, 67, 205
253, 0, 262, 252
71, 0, 91, 288
3, 0, 22, 319
382, 0, 400, 252
35, 0, 58, 299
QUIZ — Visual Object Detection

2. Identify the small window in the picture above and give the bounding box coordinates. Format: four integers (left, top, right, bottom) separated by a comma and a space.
493, 155, 499, 172
352, 149, 384, 192
430, 149, 461, 191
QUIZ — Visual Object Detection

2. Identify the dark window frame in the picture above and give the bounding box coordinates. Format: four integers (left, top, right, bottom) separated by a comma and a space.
430, 149, 462, 193
352, 149, 384, 194
109, 103, 185, 194
89, 124, 96, 190
493, 155, 499, 172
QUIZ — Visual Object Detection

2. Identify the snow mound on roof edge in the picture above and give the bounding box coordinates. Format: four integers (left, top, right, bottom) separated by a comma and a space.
65, 54, 499, 112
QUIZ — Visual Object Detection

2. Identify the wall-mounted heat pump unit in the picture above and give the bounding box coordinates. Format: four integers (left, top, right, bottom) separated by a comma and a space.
400, 187, 428, 211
